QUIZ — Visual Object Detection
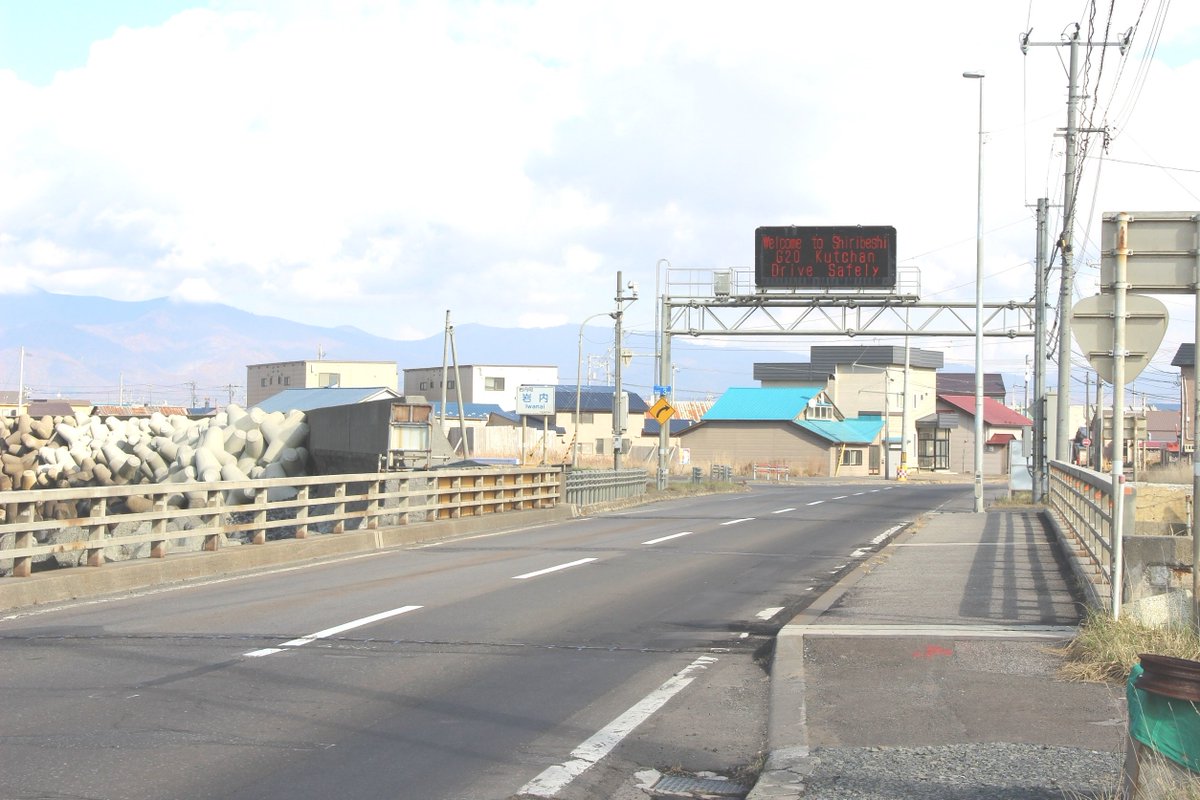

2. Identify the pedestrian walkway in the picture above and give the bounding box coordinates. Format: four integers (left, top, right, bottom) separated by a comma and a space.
750, 491, 1127, 799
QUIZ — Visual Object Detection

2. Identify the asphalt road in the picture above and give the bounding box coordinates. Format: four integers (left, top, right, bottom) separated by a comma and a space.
0, 481, 970, 800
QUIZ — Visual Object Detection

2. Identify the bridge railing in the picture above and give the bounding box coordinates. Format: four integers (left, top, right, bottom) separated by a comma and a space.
0, 466, 564, 578
1045, 459, 1136, 597
564, 468, 649, 506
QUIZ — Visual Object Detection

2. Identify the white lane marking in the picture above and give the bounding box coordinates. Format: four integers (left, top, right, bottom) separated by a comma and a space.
643, 531, 694, 545
518, 656, 718, 797
244, 604, 423, 658
756, 607, 785, 620
869, 489, 881, 493
720, 518, 754, 526
513, 558, 598, 580
872, 525, 902, 545
850, 548, 870, 559
0, 550, 391, 623
832, 495, 849, 500
806, 500, 824, 506
853, 492, 866, 496
772, 507, 796, 514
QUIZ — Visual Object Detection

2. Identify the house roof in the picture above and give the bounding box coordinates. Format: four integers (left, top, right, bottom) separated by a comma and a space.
939, 394, 1032, 426
253, 387, 402, 414
795, 416, 884, 444
430, 402, 506, 421
555, 385, 650, 414
1172, 343, 1194, 367
703, 387, 821, 421
642, 418, 697, 436
937, 373, 1008, 397
987, 432, 1017, 445
92, 405, 189, 418
25, 400, 76, 418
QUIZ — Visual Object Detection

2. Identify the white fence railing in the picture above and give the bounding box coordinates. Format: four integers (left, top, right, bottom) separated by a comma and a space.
1045, 460, 1136, 598
1, 466, 564, 578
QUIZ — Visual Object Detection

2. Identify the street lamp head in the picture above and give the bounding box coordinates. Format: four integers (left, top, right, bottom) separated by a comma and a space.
963, 70, 985, 79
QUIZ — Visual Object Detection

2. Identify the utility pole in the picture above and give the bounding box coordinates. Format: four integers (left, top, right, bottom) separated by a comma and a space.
1021, 24, 1132, 463
1033, 197, 1049, 501
613, 272, 625, 471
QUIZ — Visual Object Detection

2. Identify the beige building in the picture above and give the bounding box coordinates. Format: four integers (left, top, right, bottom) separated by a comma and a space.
755, 345, 942, 473
677, 387, 883, 477
247, 360, 398, 408
403, 364, 558, 412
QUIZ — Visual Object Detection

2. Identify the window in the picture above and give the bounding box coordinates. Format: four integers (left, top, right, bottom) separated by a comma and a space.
808, 403, 833, 420
260, 378, 267, 387
484, 377, 505, 392
840, 448, 864, 466
577, 412, 594, 424
420, 381, 428, 391
283, 377, 290, 386
447, 380, 455, 390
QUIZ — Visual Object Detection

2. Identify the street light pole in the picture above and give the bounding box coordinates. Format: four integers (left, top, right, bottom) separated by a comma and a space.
575, 311, 612, 468
964, 70, 985, 513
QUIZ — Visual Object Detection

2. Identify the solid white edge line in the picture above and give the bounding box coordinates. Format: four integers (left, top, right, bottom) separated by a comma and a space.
244, 604, 423, 658
512, 557, 598, 580
756, 607, 785, 620
719, 518, 754, 526
643, 531, 694, 545
518, 656, 718, 797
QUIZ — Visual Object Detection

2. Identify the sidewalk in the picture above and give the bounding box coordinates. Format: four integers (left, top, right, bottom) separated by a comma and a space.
750, 491, 1128, 799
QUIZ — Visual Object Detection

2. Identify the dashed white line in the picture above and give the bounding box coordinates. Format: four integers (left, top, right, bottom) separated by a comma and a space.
853, 492, 866, 496
756, 607, 785, 620
643, 531, 694, 545
513, 558, 598, 580
518, 656, 719, 797
772, 507, 796, 514
244, 604, 423, 658
720, 518, 755, 526
833, 495, 849, 500
806, 500, 824, 506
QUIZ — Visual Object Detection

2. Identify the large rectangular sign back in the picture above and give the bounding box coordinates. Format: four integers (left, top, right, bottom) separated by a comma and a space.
755, 225, 897, 290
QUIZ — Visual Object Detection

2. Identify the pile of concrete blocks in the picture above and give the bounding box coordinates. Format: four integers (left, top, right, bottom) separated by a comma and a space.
0, 405, 309, 522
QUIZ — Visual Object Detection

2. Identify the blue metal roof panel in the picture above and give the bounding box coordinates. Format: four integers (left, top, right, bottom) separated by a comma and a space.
431, 402, 506, 420
793, 416, 883, 444
704, 387, 821, 421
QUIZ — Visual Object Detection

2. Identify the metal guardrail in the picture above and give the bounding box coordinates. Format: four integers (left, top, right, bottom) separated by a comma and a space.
752, 464, 790, 481
1046, 460, 1136, 594
564, 468, 648, 506
0, 466, 563, 578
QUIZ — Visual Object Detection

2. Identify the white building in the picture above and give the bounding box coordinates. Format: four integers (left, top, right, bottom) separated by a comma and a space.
246, 360, 398, 407
403, 364, 558, 411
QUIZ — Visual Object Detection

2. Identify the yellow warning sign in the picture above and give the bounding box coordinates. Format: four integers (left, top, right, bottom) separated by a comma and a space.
650, 396, 676, 425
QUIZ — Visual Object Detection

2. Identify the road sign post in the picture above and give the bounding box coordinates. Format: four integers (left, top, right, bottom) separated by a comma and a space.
1100, 211, 1200, 630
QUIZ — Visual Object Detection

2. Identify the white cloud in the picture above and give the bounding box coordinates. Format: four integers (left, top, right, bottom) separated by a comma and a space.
0, 0, 1194, 398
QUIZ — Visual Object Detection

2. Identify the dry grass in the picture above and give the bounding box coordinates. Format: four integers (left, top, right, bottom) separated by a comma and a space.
1059, 608, 1200, 684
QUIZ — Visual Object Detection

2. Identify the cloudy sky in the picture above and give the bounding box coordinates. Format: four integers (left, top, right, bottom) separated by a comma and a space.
1, 1, 1198, 402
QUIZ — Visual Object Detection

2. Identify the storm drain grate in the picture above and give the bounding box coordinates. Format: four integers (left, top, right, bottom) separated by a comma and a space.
652, 774, 748, 797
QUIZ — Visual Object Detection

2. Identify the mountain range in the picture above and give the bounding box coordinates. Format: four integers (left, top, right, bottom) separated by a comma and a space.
1, 290, 819, 408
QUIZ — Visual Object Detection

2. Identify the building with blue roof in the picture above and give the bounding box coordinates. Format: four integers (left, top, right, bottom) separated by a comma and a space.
678, 387, 885, 477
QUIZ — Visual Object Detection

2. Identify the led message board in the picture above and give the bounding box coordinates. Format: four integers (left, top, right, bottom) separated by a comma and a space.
755, 225, 897, 289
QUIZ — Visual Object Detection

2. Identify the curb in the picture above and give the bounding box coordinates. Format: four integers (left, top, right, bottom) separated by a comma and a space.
747, 516, 923, 799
